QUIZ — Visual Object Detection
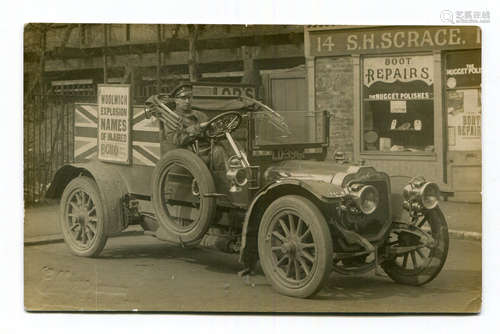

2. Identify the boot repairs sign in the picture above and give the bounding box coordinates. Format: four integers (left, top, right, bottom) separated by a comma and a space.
97, 84, 132, 164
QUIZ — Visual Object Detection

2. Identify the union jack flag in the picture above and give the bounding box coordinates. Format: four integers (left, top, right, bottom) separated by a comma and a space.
74, 103, 160, 166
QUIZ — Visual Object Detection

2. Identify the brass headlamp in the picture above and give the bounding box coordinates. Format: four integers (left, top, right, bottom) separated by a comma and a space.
403, 178, 440, 210
347, 183, 379, 215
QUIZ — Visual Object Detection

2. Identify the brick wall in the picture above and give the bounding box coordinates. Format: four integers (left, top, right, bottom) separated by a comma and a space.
315, 56, 354, 161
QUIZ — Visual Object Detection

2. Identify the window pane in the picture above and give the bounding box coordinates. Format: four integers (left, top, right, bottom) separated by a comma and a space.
362, 55, 434, 153
363, 100, 434, 152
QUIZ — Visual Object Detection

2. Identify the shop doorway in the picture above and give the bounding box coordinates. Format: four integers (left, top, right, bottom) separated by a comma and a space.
444, 50, 482, 203
262, 67, 309, 141
262, 68, 307, 111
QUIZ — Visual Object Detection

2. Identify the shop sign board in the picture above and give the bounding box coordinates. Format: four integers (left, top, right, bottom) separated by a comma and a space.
363, 55, 434, 100
309, 26, 480, 56
97, 84, 132, 164
364, 55, 433, 88
193, 84, 256, 98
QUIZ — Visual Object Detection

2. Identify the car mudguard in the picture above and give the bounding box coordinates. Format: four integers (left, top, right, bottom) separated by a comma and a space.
239, 179, 344, 265
46, 160, 154, 236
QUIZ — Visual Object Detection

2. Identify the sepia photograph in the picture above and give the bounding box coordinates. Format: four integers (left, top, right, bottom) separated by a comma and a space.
22, 22, 483, 313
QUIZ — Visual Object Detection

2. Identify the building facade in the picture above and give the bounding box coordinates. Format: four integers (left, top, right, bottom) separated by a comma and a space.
24, 25, 481, 203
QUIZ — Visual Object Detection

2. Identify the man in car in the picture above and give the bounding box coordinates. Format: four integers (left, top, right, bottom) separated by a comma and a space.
168, 86, 208, 148
156, 86, 228, 171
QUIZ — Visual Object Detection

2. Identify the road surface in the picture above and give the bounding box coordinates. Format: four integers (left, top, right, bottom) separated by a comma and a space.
24, 235, 481, 313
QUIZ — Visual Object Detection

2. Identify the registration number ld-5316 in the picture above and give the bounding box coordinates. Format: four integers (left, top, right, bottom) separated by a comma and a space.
272, 149, 304, 161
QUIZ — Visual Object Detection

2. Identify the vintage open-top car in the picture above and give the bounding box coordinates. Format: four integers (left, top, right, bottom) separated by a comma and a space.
47, 82, 448, 298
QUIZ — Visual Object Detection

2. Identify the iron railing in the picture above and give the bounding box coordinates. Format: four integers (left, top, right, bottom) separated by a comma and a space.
24, 92, 95, 205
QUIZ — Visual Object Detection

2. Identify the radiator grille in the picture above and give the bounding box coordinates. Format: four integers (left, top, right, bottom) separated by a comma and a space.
355, 179, 391, 237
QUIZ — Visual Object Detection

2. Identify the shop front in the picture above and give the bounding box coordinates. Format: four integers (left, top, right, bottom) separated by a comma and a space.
305, 26, 481, 202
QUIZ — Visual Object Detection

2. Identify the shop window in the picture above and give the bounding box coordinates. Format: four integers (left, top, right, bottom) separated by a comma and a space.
362, 55, 434, 153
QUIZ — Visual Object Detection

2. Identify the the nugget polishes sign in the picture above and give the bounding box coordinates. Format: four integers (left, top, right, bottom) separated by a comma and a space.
445, 50, 481, 89
97, 84, 132, 164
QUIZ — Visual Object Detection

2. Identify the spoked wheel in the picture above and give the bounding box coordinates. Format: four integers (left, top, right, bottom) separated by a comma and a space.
151, 149, 216, 245
59, 176, 107, 257
381, 207, 449, 286
258, 195, 333, 298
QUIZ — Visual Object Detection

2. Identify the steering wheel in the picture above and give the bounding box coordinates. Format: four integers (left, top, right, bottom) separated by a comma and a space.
202, 111, 242, 139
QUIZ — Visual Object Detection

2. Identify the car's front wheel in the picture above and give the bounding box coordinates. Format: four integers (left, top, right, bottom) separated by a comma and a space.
258, 195, 333, 298
381, 207, 449, 286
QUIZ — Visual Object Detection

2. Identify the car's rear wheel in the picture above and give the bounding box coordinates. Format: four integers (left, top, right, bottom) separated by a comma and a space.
258, 195, 333, 298
381, 207, 449, 286
59, 176, 107, 257
151, 149, 216, 246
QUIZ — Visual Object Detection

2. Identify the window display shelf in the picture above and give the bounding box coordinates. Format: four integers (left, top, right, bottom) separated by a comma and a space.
360, 151, 437, 161
390, 129, 422, 132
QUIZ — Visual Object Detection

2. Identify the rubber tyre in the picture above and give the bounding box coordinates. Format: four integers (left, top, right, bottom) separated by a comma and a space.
59, 176, 108, 257
258, 195, 333, 298
151, 149, 216, 245
381, 207, 449, 286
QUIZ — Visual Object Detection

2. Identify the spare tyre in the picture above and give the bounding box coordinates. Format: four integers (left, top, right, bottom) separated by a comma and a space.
151, 149, 216, 245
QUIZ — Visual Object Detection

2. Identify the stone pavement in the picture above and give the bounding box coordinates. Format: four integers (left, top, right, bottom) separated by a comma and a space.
439, 201, 482, 241
24, 200, 61, 244
24, 199, 482, 245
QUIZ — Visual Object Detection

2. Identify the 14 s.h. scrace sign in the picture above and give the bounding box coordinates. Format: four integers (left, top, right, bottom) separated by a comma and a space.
309, 26, 481, 56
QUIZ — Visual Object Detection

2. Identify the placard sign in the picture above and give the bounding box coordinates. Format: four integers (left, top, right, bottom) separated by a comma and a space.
97, 84, 132, 164
447, 89, 481, 151
390, 100, 407, 113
